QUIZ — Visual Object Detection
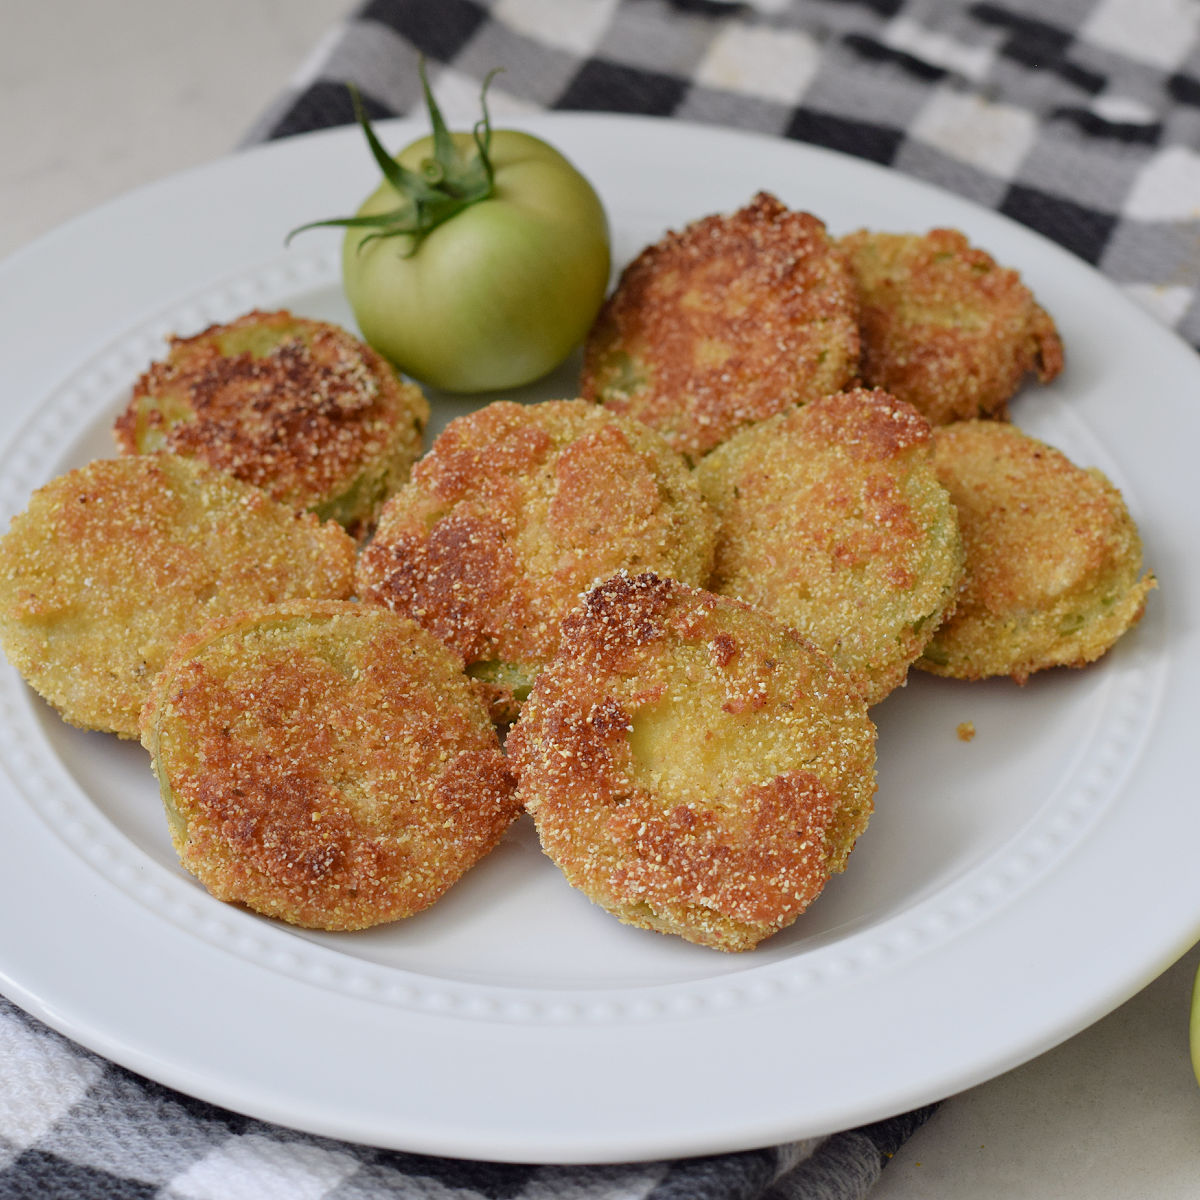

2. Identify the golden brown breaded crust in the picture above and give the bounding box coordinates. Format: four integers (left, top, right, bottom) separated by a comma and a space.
507, 573, 877, 951
0, 454, 356, 737
356, 400, 717, 716
918, 421, 1155, 682
114, 309, 429, 538
839, 228, 1063, 425
141, 600, 518, 931
697, 388, 964, 704
581, 192, 860, 460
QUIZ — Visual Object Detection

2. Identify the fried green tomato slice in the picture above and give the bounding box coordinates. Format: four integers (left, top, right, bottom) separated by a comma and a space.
0, 453, 355, 737
839, 228, 1064, 426
141, 601, 518, 931
507, 573, 877, 952
917, 421, 1156, 682
355, 399, 717, 720
581, 191, 860, 461
113, 309, 429, 539
696, 388, 964, 705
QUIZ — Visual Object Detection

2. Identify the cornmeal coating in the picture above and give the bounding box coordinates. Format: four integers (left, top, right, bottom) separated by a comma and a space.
581, 192, 860, 460
507, 573, 877, 952
356, 400, 717, 718
0, 453, 355, 737
141, 601, 518, 931
918, 421, 1155, 682
114, 309, 429, 538
839, 228, 1064, 425
697, 388, 964, 705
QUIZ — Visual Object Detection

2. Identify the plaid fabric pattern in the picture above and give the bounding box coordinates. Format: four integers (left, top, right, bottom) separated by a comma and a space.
5, 0, 1199, 1196
250, 0, 1200, 352
0, 991, 933, 1197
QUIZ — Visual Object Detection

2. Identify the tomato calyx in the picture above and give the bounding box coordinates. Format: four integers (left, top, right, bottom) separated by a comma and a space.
288, 60, 502, 257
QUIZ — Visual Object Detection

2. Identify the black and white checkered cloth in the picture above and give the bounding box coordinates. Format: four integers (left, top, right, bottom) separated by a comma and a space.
252, 0, 1200, 352
4, 0, 1199, 1196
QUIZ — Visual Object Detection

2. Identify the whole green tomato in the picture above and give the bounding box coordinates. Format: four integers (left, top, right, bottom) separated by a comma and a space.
293, 66, 610, 394
345, 128, 610, 393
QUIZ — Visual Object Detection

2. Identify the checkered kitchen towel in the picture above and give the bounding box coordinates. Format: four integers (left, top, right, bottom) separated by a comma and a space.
5, 0, 1200, 1197
251, 0, 1200, 350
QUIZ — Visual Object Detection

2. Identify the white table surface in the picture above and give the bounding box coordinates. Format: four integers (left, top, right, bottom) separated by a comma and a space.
3, 2, 1200, 1194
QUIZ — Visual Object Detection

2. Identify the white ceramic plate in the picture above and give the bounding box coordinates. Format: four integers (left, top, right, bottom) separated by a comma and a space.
0, 114, 1196, 1165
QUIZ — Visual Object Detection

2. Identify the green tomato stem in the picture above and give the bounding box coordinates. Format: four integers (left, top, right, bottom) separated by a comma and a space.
286, 58, 502, 256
